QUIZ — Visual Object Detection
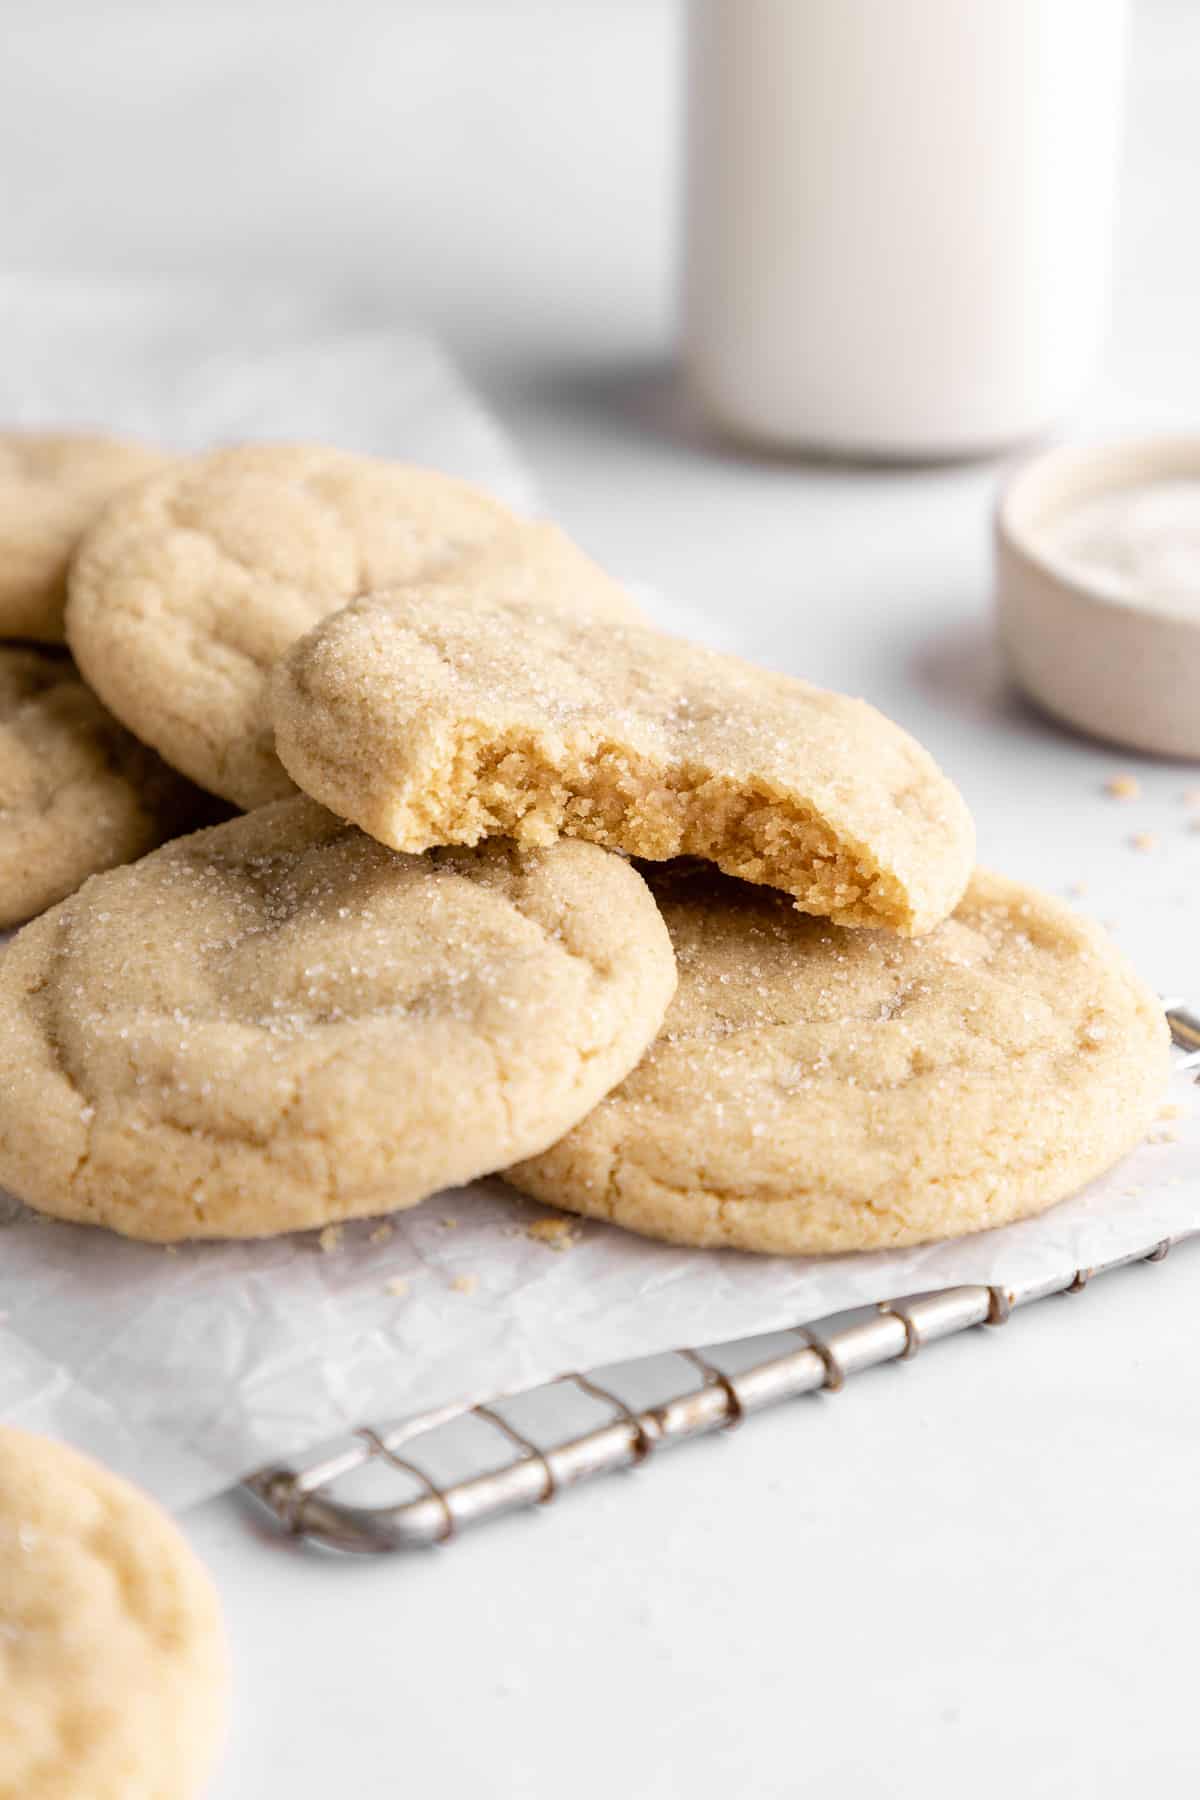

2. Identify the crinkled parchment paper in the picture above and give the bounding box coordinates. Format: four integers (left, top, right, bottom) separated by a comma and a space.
1, 279, 1196, 1510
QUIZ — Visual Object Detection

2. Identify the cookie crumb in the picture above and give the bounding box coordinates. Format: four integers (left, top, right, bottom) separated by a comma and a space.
1105, 774, 1140, 800
163, 1244, 179, 1257
441, 1216, 459, 1230
1066, 881, 1087, 898
526, 1215, 580, 1250
1159, 1103, 1183, 1120
369, 1222, 394, 1245
384, 1276, 409, 1298
1130, 833, 1158, 852
317, 1224, 343, 1254
451, 1273, 478, 1295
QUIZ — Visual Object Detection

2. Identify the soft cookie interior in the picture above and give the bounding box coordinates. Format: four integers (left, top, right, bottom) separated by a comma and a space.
272, 583, 974, 935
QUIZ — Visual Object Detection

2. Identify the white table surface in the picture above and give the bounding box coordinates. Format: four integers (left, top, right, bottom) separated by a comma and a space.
6, 2, 1200, 1794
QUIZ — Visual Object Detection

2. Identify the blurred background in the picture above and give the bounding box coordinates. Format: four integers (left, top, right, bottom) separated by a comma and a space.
2, 0, 680, 359
1, 0, 1195, 587
0, 0, 1193, 367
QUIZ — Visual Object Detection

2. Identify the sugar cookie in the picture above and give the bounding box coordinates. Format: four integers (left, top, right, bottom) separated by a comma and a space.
0, 646, 210, 929
273, 579, 974, 934
0, 1426, 227, 1800
0, 430, 167, 642
67, 445, 638, 807
507, 865, 1168, 1253
0, 797, 675, 1240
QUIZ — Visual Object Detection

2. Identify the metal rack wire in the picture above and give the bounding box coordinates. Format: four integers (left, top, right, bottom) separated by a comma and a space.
244, 1004, 1200, 1557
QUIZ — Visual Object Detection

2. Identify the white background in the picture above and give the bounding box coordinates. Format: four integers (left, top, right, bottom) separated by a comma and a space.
4, 2, 1200, 1795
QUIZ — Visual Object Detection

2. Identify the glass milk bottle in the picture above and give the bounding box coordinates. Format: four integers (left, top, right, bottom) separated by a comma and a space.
682, 0, 1130, 459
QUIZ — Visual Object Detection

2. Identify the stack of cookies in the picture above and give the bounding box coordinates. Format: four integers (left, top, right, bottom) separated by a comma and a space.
0, 437, 1169, 1254
0, 433, 220, 930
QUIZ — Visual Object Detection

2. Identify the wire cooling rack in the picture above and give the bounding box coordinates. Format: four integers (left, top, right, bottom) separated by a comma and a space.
243, 1004, 1200, 1557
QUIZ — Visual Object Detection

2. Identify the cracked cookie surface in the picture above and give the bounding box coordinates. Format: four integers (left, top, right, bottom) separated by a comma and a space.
0, 1426, 227, 1800
0, 646, 212, 929
0, 797, 675, 1240
272, 580, 974, 934
66, 444, 639, 808
506, 864, 1169, 1253
0, 430, 168, 642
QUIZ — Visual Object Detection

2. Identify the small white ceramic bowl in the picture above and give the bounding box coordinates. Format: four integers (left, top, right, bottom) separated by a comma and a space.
995, 436, 1200, 760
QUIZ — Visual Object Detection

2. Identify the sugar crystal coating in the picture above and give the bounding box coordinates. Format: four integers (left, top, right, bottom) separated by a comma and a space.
0, 797, 676, 1240
506, 864, 1169, 1253
273, 574, 975, 934
66, 446, 642, 807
